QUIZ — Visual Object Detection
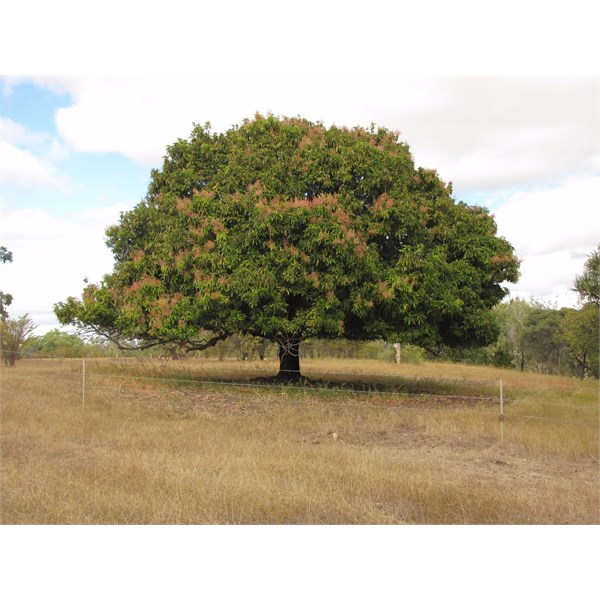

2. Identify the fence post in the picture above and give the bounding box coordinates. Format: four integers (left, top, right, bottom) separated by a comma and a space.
82, 359, 86, 413
499, 379, 505, 445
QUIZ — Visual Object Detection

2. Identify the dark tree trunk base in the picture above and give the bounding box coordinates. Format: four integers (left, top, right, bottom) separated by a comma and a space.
274, 372, 303, 383
252, 374, 318, 386
277, 338, 301, 381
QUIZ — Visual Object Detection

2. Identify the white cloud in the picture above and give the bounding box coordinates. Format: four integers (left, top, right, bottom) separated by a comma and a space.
494, 175, 600, 306
0, 207, 124, 333
381, 77, 599, 193
1, 76, 85, 98
2, 117, 48, 147
54, 78, 219, 165
506, 251, 584, 301
49, 76, 598, 195
1, 117, 72, 190
494, 176, 599, 256
53, 77, 371, 165
0, 140, 73, 191
76, 204, 130, 223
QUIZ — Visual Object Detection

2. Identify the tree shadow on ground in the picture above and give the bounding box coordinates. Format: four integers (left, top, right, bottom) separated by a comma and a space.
247, 373, 496, 404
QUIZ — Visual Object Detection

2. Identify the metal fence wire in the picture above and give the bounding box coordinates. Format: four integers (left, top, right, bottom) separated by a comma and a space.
3, 357, 598, 433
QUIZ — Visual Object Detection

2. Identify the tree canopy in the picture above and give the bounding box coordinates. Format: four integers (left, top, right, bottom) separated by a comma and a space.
574, 246, 599, 305
559, 245, 600, 378
55, 115, 520, 379
0, 314, 36, 366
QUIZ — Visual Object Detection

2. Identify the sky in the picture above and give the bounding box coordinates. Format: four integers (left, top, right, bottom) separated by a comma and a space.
1, 1, 599, 340
2, 75, 598, 334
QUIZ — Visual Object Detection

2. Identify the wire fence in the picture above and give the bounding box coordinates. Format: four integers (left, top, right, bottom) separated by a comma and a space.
3, 356, 598, 433
3, 346, 597, 383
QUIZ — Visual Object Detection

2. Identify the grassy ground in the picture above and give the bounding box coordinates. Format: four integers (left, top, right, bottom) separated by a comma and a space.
1, 357, 598, 524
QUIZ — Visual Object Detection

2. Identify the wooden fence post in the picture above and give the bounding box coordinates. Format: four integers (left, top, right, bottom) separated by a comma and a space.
82, 359, 86, 413
499, 379, 505, 445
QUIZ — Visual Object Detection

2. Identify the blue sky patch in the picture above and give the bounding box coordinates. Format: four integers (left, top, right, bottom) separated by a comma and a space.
1, 79, 70, 134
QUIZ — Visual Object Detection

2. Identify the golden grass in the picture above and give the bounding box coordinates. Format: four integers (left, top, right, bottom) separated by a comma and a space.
1, 358, 598, 524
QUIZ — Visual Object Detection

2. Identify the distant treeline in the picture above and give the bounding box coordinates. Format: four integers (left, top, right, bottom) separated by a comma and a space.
18, 296, 599, 379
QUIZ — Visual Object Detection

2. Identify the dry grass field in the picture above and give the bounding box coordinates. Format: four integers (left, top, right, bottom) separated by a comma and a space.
1, 357, 598, 524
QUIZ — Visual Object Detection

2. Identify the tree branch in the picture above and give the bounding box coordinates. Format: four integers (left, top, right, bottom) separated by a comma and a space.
71, 323, 229, 354
183, 333, 230, 352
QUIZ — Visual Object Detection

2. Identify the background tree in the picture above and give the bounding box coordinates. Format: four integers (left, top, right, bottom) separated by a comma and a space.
574, 246, 600, 305
56, 115, 519, 380
558, 305, 599, 378
0, 314, 36, 366
23, 329, 117, 358
558, 247, 600, 378
0, 246, 14, 319
0, 247, 38, 366
520, 306, 567, 374
491, 298, 532, 370
24, 329, 83, 358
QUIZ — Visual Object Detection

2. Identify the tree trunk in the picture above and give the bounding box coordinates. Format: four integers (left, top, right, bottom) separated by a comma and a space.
168, 345, 183, 360
277, 337, 301, 381
257, 338, 268, 361
394, 343, 402, 365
